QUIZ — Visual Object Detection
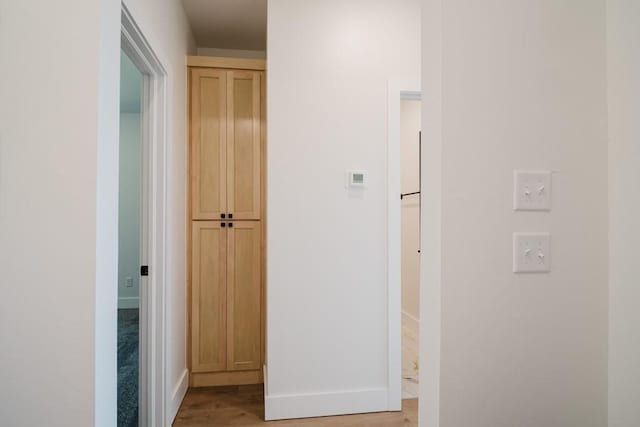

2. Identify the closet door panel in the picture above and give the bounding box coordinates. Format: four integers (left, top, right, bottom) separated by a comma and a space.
191, 222, 227, 372
191, 68, 227, 219
227, 71, 261, 220
227, 221, 262, 371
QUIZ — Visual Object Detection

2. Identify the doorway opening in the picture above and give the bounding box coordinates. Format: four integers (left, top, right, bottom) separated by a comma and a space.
119, 5, 169, 425
399, 96, 421, 400
117, 48, 143, 426
387, 84, 421, 414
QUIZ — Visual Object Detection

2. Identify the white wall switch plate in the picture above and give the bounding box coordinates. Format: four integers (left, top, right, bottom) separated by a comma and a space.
513, 170, 551, 211
513, 232, 551, 273
125, 277, 134, 287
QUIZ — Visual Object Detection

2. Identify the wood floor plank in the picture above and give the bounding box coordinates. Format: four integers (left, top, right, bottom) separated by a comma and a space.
173, 385, 418, 426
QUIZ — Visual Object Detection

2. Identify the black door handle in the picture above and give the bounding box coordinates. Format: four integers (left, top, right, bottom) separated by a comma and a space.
228, 213, 233, 219
221, 213, 226, 219
221, 222, 226, 227
228, 222, 233, 228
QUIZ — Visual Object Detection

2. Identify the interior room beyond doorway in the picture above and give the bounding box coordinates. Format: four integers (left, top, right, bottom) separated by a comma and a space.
400, 98, 421, 400
118, 48, 143, 427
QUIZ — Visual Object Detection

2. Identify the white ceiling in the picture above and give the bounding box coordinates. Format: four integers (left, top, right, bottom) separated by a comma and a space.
182, 0, 267, 51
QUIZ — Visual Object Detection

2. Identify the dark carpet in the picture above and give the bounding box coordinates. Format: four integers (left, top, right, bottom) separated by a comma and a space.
118, 308, 139, 427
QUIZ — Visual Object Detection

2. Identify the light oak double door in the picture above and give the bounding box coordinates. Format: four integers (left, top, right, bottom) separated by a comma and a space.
191, 221, 262, 374
190, 68, 261, 221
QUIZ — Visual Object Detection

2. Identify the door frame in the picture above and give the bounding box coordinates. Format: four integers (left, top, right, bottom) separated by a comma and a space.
121, 5, 168, 426
387, 82, 421, 410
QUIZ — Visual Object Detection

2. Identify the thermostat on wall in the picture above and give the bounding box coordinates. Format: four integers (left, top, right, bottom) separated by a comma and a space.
347, 170, 368, 188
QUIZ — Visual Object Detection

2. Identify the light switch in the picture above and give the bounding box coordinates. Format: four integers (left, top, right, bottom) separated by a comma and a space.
513, 232, 551, 273
514, 170, 551, 211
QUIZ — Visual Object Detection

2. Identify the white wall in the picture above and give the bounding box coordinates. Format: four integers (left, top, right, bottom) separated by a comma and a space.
608, 1, 640, 425
401, 100, 421, 324
0, 1, 105, 424
118, 113, 142, 309
121, 0, 196, 422
420, 1, 609, 426
266, 0, 420, 419
0, 0, 194, 425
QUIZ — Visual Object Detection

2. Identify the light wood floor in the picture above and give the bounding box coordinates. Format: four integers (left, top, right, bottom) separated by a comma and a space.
402, 322, 420, 399
173, 385, 418, 426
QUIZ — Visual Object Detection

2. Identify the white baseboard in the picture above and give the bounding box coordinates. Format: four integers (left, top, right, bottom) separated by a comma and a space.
402, 310, 420, 334
118, 296, 139, 309
167, 369, 189, 424
265, 388, 388, 421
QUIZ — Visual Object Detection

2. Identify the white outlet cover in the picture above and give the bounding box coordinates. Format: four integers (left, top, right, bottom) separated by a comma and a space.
513, 232, 551, 273
513, 170, 551, 211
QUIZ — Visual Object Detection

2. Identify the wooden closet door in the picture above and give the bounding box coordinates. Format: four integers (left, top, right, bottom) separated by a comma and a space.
227, 221, 262, 371
191, 222, 227, 372
227, 71, 261, 220
191, 68, 227, 219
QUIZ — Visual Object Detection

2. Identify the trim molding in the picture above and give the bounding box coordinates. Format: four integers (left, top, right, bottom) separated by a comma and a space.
187, 55, 266, 71
190, 370, 263, 387
118, 296, 140, 309
387, 81, 402, 412
263, 364, 268, 396
167, 369, 189, 425
265, 388, 388, 421
122, 4, 169, 426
